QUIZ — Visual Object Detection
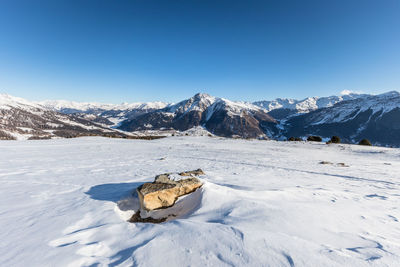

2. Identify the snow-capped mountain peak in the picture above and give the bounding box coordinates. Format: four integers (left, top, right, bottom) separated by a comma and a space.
0, 93, 43, 110
281, 91, 400, 146
37, 98, 170, 127
167, 93, 217, 114
118, 92, 276, 138
213, 98, 266, 115
253, 93, 368, 114
165, 93, 268, 119
38, 99, 169, 113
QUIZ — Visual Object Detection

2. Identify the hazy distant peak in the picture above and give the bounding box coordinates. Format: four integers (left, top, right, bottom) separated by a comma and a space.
38, 99, 169, 112
0, 93, 43, 110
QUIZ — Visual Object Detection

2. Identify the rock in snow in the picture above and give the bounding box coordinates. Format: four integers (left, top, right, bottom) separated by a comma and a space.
135, 169, 203, 213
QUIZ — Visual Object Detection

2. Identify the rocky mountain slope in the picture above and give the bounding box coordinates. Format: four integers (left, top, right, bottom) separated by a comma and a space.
281, 91, 400, 146
0, 94, 131, 140
118, 93, 277, 138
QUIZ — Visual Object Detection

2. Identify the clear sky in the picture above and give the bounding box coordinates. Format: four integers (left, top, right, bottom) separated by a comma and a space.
0, 0, 399, 103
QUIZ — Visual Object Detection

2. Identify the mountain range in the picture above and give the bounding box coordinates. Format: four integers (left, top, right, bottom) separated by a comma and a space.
0, 94, 133, 140
1, 91, 399, 146
118, 93, 276, 138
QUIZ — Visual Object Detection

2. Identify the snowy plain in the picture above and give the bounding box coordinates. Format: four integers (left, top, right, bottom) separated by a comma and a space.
1, 136, 400, 266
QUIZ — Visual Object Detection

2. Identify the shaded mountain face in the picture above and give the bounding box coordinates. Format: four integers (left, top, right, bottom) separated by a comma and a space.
70, 113, 115, 126
0, 94, 130, 140
281, 91, 400, 146
118, 93, 277, 138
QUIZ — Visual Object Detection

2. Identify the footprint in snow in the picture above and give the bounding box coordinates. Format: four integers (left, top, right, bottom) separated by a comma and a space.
365, 194, 387, 200
388, 215, 398, 222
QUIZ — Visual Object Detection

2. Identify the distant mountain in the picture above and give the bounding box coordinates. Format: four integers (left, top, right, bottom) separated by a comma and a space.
118, 93, 277, 138
3, 91, 400, 146
0, 94, 131, 140
254, 93, 367, 119
281, 91, 400, 146
39, 99, 169, 126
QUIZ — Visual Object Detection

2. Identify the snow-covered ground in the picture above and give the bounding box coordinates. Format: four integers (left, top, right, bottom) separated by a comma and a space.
1, 137, 399, 266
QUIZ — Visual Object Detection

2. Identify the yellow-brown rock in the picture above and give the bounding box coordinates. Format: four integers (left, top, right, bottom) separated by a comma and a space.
137, 170, 204, 211
179, 169, 205, 176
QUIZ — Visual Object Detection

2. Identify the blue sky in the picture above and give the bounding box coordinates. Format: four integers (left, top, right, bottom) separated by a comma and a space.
0, 0, 399, 103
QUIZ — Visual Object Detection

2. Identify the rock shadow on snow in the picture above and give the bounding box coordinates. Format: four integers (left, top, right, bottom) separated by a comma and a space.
85, 182, 143, 203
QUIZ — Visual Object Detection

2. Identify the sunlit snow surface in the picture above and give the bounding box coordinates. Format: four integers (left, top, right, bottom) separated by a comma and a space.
1, 137, 400, 266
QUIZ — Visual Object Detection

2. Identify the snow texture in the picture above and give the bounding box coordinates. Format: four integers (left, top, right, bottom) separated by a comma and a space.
1, 137, 400, 266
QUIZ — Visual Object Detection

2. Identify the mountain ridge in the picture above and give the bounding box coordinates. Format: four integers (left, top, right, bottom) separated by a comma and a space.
254, 93, 363, 112
118, 93, 276, 138
1, 91, 400, 145
0, 93, 135, 140
281, 91, 400, 146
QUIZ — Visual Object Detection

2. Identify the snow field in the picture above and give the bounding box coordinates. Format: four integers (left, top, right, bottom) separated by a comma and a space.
0, 137, 399, 266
